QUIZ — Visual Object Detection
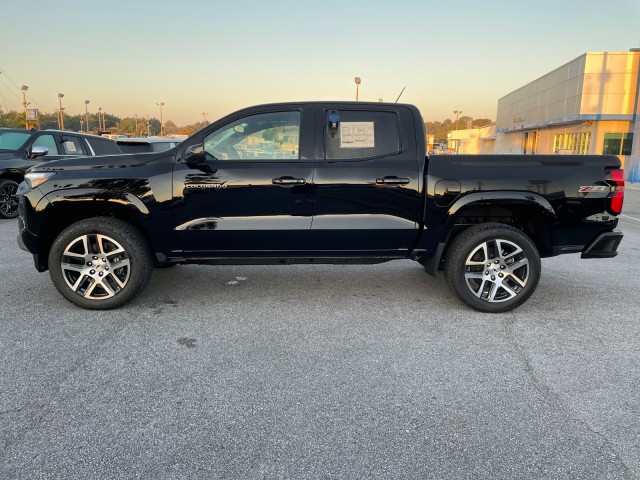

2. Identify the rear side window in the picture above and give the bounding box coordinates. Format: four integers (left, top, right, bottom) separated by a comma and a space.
87, 137, 121, 155
325, 110, 400, 160
60, 136, 86, 156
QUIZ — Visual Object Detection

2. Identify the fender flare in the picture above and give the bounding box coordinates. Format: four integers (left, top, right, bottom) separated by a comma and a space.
446, 191, 556, 224
39, 188, 150, 215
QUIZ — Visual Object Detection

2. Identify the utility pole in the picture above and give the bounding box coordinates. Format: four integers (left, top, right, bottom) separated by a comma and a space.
134, 114, 138, 136
98, 107, 103, 131
58, 93, 65, 130
454, 110, 462, 131
156, 102, 165, 136
84, 100, 90, 132
21, 85, 29, 129
202, 112, 208, 123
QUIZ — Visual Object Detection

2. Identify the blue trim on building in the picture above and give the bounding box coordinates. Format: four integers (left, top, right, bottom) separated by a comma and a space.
497, 114, 635, 133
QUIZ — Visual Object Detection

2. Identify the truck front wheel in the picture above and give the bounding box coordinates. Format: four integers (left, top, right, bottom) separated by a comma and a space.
0, 179, 19, 219
445, 223, 541, 313
48, 217, 153, 309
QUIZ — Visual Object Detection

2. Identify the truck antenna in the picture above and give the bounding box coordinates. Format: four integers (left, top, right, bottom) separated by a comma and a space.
395, 87, 406, 103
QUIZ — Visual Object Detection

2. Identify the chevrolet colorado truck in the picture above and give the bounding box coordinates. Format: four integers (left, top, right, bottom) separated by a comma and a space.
16, 102, 625, 312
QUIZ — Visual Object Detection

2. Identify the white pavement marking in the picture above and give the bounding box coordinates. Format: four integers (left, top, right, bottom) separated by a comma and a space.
621, 214, 640, 222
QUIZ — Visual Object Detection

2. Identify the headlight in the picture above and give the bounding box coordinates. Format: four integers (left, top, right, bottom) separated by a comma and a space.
24, 172, 56, 189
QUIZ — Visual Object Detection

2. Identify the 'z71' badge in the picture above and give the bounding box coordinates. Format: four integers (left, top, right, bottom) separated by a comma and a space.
578, 186, 606, 193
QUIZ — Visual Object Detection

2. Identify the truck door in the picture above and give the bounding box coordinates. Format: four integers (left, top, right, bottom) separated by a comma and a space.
172, 107, 315, 256
311, 106, 421, 254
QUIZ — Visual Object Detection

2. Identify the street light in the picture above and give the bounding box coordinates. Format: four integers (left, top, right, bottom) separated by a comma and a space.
156, 102, 165, 136
21, 85, 29, 129
84, 100, 90, 132
58, 93, 65, 130
202, 112, 208, 123
98, 107, 102, 131
354, 77, 361, 102
454, 110, 462, 131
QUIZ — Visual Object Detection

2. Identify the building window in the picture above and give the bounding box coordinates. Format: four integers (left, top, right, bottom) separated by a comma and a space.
553, 133, 590, 154
603, 133, 634, 156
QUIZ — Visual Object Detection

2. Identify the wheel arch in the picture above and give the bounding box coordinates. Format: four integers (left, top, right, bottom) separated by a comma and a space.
444, 192, 557, 257
0, 168, 26, 184
34, 192, 155, 270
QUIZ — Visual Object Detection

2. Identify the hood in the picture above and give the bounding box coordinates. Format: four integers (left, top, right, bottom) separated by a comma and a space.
29, 152, 170, 172
0, 151, 20, 161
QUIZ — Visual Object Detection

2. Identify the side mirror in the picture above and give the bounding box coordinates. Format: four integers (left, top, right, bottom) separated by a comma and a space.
29, 145, 49, 159
182, 144, 205, 164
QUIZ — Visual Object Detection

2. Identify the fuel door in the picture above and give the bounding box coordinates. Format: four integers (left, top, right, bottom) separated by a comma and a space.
434, 180, 461, 207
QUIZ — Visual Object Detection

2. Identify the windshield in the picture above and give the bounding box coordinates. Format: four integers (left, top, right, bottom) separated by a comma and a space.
0, 131, 30, 151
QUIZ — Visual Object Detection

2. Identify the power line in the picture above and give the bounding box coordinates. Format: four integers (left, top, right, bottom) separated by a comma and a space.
0, 65, 55, 111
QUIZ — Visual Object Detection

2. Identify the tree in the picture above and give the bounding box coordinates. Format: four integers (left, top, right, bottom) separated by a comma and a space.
0, 110, 25, 128
163, 121, 178, 135
116, 117, 137, 136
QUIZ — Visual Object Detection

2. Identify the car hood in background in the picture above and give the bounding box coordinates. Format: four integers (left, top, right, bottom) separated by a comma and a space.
29, 152, 171, 172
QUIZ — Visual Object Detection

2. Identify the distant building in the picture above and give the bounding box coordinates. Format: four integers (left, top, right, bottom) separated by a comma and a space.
447, 50, 640, 181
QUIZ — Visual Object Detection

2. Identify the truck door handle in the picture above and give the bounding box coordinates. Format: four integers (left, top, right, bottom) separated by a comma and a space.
376, 176, 410, 186
272, 177, 307, 185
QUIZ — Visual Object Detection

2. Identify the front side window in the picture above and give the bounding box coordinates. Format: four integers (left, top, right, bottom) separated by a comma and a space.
204, 111, 300, 161
325, 110, 400, 160
32, 134, 59, 155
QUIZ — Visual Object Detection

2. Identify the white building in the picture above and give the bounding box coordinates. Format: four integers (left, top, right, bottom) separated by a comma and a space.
448, 50, 640, 181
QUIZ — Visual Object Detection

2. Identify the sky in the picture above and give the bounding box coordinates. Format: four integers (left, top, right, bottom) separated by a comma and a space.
1, 0, 639, 126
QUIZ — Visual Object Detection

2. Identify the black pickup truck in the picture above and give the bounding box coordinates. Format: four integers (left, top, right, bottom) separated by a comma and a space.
16, 102, 625, 312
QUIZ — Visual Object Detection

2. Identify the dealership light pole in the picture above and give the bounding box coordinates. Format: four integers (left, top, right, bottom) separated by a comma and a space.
58, 93, 65, 130
156, 102, 165, 136
454, 110, 462, 131
202, 112, 208, 123
21, 85, 29, 128
98, 107, 102, 131
84, 100, 90, 132
354, 77, 361, 102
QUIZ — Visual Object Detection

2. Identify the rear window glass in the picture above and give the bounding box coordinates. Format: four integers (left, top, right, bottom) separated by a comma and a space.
117, 143, 153, 153
325, 110, 400, 160
87, 137, 121, 155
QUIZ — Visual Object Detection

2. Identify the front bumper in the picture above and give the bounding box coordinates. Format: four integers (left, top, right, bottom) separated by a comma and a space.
581, 230, 623, 259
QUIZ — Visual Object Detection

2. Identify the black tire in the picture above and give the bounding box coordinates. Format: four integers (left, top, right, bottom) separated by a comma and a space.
0, 179, 20, 219
48, 217, 153, 309
444, 223, 541, 313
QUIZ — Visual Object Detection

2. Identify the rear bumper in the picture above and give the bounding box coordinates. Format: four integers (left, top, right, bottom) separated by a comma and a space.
581, 230, 623, 259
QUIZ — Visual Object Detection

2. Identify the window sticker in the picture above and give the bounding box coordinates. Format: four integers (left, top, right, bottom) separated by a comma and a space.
340, 122, 375, 148
65, 141, 77, 152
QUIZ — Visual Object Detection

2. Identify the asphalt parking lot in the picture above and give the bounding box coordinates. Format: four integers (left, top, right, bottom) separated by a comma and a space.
1, 185, 639, 479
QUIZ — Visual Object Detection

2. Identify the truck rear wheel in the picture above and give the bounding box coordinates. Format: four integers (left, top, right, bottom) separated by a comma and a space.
48, 217, 153, 309
445, 223, 541, 313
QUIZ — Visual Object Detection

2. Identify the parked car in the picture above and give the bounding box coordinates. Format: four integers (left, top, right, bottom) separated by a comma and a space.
17, 102, 624, 312
0, 128, 121, 218
115, 137, 182, 153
